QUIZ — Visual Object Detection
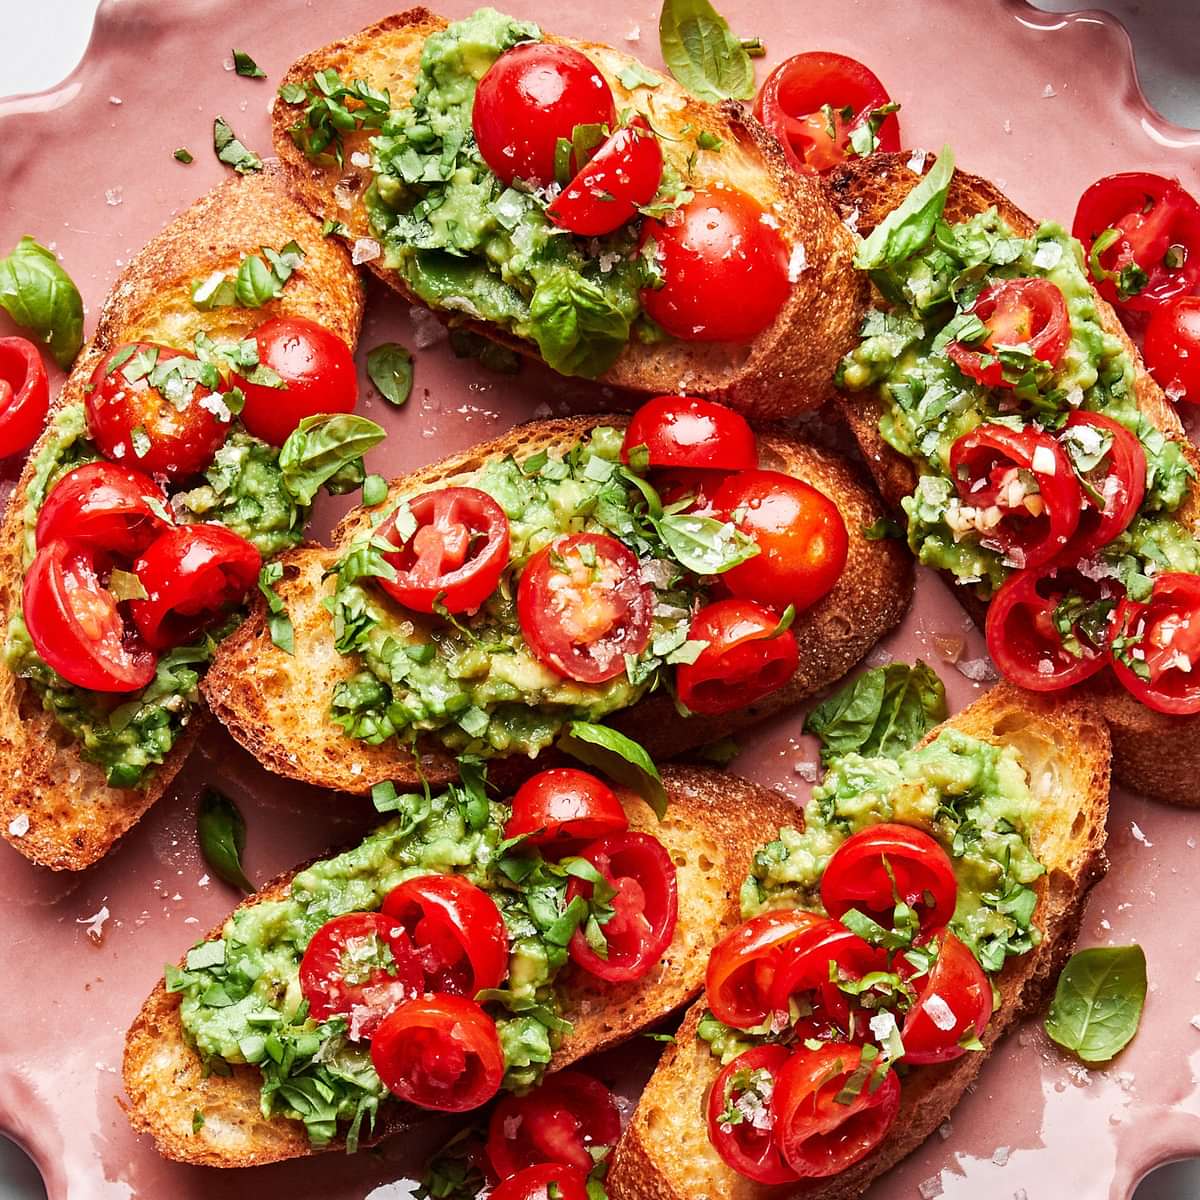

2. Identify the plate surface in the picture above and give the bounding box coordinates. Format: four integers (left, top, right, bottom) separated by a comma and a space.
1, 2, 1200, 1197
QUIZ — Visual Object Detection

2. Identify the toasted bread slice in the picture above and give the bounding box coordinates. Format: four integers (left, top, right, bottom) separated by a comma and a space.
201, 416, 912, 794
608, 683, 1112, 1200
122, 764, 798, 1167
0, 166, 364, 870
270, 8, 866, 423
826, 152, 1200, 808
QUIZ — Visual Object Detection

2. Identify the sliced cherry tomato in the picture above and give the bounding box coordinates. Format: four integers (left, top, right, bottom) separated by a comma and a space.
22, 541, 156, 693
36, 462, 172, 557
1060, 411, 1146, 559
486, 1071, 621, 1179
298, 911, 423, 1040
1144, 295, 1200, 403
370, 994, 504, 1112
753, 52, 899, 174
640, 187, 790, 343
948, 424, 1082, 570
946, 278, 1071, 389
1109, 572, 1200, 715
706, 1045, 799, 1185
86, 343, 229, 479
1073, 172, 1200, 312
490, 1164, 591, 1200
375, 487, 510, 615
899, 931, 993, 1065
675, 598, 798, 715
473, 42, 616, 188
518, 532, 651, 683
716, 470, 848, 613
505, 768, 629, 848
770, 1043, 900, 1178
128, 524, 261, 650
236, 317, 358, 446
621, 395, 756, 473
654, 468, 726, 517
0, 337, 49, 459
381, 873, 508, 996
565, 831, 678, 983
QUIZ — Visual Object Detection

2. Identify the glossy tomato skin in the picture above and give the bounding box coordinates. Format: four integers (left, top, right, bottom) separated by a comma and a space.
36, 462, 171, 558
900, 931, 993, 1065
716, 470, 848, 613
706, 1045, 799, 1185
621, 395, 757, 472
1144, 296, 1200, 403
504, 768, 628, 848
490, 1164, 591, 1200
1108, 572, 1200, 714
1060, 411, 1146, 560
640, 188, 791, 343
237, 317, 358, 446
654, 468, 727, 517
0, 337, 49, 459
473, 42, 616, 188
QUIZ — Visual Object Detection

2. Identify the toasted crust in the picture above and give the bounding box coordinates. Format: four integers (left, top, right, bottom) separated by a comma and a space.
825, 152, 1200, 807
607, 684, 1112, 1200
121, 764, 798, 1167
0, 166, 364, 870
269, 8, 867, 422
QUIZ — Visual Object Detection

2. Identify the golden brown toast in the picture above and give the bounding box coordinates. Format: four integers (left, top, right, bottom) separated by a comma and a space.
608, 684, 1112, 1200
269, 8, 866, 423
0, 166, 364, 870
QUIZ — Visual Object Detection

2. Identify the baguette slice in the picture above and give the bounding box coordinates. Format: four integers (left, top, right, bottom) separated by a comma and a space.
270, 7, 866, 423
122, 763, 798, 1167
201, 416, 912, 795
608, 683, 1111, 1200
827, 152, 1200, 808
0, 165, 364, 870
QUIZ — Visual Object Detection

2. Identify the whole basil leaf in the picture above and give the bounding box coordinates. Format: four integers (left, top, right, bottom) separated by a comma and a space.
1044, 944, 1147, 1063
854, 145, 955, 271
558, 721, 668, 818
656, 512, 759, 575
0, 236, 84, 368
366, 342, 414, 406
279, 413, 386, 505
528, 269, 630, 379
257, 561, 294, 654
197, 789, 254, 893
659, 0, 756, 102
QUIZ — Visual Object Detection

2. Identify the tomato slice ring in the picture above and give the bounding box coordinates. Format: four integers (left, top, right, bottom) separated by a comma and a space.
0, 337, 49, 460
899, 931, 993, 1065
1109, 572, 1200, 715
1059, 411, 1147, 559
490, 1164, 591, 1200
36, 462, 172, 557
706, 1045, 800, 1185
504, 768, 629, 849
621, 395, 757, 473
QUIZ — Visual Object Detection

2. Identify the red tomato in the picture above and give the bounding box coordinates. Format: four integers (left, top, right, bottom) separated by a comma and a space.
640, 188, 791, 343
375, 487, 511, 616
1144, 295, 1200, 403
705, 910, 825, 1030
237, 317, 358, 446
565, 831, 678, 983
517, 532, 651, 683
1109, 572, 1200, 714
370, 994, 504, 1112
753, 52, 899, 174
473, 42, 616, 188
675, 599, 799, 715
36, 462, 172, 557
1073, 172, 1200, 312
22, 541, 156, 693
715, 470, 848, 613
946, 278, 1071, 388
490, 1164, 591, 1200
381, 873, 508, 996
547, 117, 663, 237
128, 524, 261, 650
0, 337, 49, 459
486, 1071, 621, 1179
770, 1043, 900, 1178
86, 343, 229, 479
621, 395, 756, 472
948, 424, 1081, 570
298, 911, 423, 1040
900, 931, 993, 1065
1060, 411, 1146, 559
504, 768, 629, 848
654, 468, 727, 517
820, 824, 958, 936
706, 1045, 799, 1185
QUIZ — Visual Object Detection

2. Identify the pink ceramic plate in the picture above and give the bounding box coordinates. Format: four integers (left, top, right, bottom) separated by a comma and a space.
2, 2, 1200, 1197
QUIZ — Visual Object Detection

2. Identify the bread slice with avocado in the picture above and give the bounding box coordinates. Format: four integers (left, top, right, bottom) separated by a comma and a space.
269, 6, 865, 423
607, 683, 1111, 1200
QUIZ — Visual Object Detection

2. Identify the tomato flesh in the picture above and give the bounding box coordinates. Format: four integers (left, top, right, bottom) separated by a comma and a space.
36, 462, 171, 557
0, 337, 49, 459
707, 1045, 800, 1185
1109, 572, 1200, 715
622, 395, 757, 472
504, 768, 629, 849
1144, 296, 1200, 404
1059, 411, 1146, 560
490, 1164, 591, 1200
900, 931, 993, 1065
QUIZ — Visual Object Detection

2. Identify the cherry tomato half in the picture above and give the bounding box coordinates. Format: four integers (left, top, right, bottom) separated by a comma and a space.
706, 1045, 799, 1185
0, 337, 49, 459
1073, 172, 1200, 312
370, 994, 504, 1111
716, 470, 849, 613
518, 532, 651, 683
1060, 411, 1146, 559
237, 317, 358, 447
22, 541, 156, 693
565, 831, 678, 983
675, 599, 799, 715
376, 487, 511, 616
753, 52, 899, 175
490, 1164, 591, 1200
640, 187, 791, 343
621, 395, 757, 473
900, 931, 993, 1065
381, 873, 509, 997
504, 768, 629, 849
473, 42, 616, 188
1144, 295, 1200, 404
36, 462, 172, 557
128, 524, 261, 650
1109, 572, 1200, 715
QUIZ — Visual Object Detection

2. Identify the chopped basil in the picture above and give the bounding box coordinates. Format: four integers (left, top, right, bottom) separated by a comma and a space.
258, 561, 294, 654
109, 568, 148, 602
863, 516, 905, 541
1044, 944, 1146, 1063
212, 116, 263, 174
854, 145, 955, 271
654, 511, 759, 575
658, 0, 756, 103
321, 218, 349, 238
192, 241, 306, 311
738, 35, 766, 57
696, 130, 723, 152
847, 101, 901, 159
196, 789, 254, 893
191, 1109, 206, 1134
173, 147, 194, 164
558, 721, 667, 818
365, 342, 414, 406
0, 236, 84, 368
232, 49, 267, 79
361, 474, 388, 507
617, 62, 665, 91
279, 70, 390, 166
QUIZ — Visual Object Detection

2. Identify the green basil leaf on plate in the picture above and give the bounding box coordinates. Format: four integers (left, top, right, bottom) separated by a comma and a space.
279, 413, 386, 505
366, 342, 414, 406
0, 236, 84, 368
232, 49, 266, 79
197, 789, 254, 893
1044, 944, 1147, 1063
659, 0, 756, 103
213, 116, 263, 174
